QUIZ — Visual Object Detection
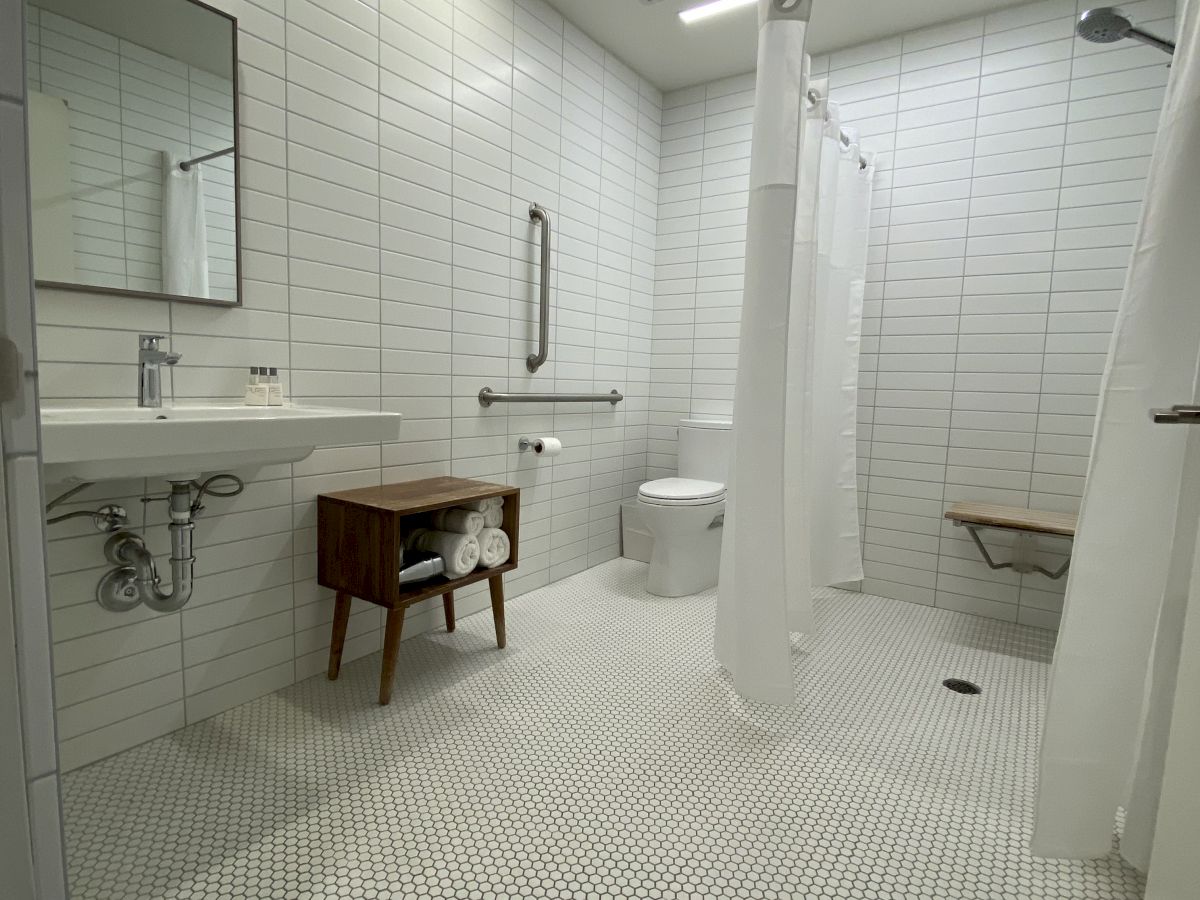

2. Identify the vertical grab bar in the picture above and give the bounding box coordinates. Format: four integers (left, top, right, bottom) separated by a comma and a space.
527, 203, 551, 373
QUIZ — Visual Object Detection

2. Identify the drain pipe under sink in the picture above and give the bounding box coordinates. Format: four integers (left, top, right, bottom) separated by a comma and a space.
97, 480, 196, 612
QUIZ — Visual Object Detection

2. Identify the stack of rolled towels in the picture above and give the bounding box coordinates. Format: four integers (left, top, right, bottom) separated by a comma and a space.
405, 496, 511, 578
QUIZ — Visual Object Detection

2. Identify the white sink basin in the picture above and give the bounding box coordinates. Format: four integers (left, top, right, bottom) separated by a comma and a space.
40, 404, 402, 483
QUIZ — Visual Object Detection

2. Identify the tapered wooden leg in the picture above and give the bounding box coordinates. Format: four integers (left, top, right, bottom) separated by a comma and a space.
442, 591, 456, 632
327, 591, 352, 680
379, 608, 405, 705
488, 576, 506, 649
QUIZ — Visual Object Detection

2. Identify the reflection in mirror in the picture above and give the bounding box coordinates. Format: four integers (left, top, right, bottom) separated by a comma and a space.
24, 0, 239, 305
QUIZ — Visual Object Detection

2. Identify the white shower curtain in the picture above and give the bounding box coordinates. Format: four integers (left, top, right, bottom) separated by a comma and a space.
810, 104, 871, 588
1032, 0, 1200, 866
162, 151, 210, 298
714, 0, 873, 705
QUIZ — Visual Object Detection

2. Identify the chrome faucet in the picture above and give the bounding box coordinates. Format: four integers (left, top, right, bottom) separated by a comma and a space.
138, 334, 181, 408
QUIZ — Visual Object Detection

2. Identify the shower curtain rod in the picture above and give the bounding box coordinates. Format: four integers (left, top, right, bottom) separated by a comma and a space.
805, 88, 868, 171
179, 146, 234, 171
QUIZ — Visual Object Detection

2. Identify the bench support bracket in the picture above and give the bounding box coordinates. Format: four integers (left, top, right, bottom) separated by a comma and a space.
956, 522, 1072, 580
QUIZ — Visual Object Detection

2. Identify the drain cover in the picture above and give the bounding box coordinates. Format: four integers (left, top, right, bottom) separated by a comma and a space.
943, 678, 981, 695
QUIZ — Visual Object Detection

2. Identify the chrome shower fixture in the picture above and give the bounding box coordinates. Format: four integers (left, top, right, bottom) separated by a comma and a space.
1076, 7, 1175, 55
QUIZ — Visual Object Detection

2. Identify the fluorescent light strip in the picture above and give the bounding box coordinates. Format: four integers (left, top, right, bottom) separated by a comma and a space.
679, 0, 757, 25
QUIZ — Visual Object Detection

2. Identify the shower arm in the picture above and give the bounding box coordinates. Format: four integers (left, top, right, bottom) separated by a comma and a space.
1077, 7, 1175, 56
1126, 26, 1176, 55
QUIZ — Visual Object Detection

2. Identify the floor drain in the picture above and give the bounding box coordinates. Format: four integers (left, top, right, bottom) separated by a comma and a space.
943, 678, 981, 695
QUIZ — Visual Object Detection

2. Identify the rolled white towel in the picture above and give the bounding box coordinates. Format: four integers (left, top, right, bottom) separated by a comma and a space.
459, 496, 503, 512
403, 527, 429, 550
431, 507, 484, 535
476, 526, 511, 568
482, 500, 503, 528
407, 528, 480, 578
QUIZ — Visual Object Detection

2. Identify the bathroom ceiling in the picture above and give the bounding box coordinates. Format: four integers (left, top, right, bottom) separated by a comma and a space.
543, 0, 1035, 91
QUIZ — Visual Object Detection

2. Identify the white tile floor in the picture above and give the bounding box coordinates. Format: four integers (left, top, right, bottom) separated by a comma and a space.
62, 558, 1144, 899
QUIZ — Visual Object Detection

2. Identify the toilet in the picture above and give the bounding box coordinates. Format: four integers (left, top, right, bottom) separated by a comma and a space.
637, 418, 732, 597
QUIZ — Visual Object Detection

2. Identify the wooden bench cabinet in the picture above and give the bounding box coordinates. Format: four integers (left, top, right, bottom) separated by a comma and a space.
317, 477, 520, 704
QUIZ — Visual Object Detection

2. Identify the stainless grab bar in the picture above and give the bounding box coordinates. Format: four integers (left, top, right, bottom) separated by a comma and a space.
479, 387, 623, 407
527, 203, 551, 373
1152, 404, 1200, 423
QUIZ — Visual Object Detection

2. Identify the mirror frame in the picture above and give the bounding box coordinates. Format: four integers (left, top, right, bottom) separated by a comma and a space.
32, 0, 241, 308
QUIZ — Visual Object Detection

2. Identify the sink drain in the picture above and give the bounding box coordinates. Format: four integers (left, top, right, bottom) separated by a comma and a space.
943, 678, 981, 695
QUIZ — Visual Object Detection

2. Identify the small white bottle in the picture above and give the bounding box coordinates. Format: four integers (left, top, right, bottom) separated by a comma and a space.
244, 366, 269, 406
267, 366, 284, 406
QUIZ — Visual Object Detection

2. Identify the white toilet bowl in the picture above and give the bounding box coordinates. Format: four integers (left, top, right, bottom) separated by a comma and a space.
637, 418, 732, 596
638, 477, 726, 596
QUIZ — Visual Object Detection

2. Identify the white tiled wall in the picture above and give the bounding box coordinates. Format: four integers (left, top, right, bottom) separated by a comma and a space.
25, 6, 237, 300
650, 0, 1174, 630
1, 0, 69, 892
37, 0, 659, 771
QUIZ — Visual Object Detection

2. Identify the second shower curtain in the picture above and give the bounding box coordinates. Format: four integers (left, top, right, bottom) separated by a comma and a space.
715, 0, 873, 705
1033, 0, 1200, 873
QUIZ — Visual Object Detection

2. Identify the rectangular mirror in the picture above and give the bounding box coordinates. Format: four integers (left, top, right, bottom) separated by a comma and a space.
24, 0, 240, 305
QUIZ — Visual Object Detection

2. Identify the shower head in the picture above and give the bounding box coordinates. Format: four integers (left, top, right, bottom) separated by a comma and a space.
1076, 7, 1133, 43
1076, 7, 1176, 55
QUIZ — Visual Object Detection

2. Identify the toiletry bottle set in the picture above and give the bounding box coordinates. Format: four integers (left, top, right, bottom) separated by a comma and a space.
244, 366, 284, 406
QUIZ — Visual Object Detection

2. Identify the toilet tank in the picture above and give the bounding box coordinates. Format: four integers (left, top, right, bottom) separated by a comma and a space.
677, 418, 732, 484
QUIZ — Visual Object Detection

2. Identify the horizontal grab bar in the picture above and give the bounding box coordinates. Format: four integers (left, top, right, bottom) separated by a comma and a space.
478, 386, 623, 407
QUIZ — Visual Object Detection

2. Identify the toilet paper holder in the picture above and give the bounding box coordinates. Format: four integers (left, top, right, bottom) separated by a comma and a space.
518, 437, 560, 455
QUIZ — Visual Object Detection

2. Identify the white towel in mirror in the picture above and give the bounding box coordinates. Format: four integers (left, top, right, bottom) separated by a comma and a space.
161, 151, 210, 298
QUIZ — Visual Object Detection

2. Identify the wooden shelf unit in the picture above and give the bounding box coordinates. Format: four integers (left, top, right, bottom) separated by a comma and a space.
318, 476, 520, 704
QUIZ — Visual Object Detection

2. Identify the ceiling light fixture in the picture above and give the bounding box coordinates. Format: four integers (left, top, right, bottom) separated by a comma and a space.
678, 0, 757, 25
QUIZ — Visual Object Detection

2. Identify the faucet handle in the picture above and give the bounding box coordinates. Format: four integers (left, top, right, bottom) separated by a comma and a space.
139, 334, 165, 351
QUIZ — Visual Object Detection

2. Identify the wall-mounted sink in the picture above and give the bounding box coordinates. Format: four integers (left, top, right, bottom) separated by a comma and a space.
40, 404, 402, 483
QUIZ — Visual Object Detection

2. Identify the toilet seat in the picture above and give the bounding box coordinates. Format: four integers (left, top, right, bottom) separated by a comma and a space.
638, 477, 725, 506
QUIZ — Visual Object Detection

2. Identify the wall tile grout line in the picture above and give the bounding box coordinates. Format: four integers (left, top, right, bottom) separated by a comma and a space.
935, 25, 981, 615
1023, 6, 1078, 618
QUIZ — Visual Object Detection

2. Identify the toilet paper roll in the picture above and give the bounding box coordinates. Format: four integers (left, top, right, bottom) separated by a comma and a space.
532, 437, 562, 457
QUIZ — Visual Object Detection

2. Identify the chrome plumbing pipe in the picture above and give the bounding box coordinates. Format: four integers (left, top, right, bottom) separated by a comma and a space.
97, 481, 196, 613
